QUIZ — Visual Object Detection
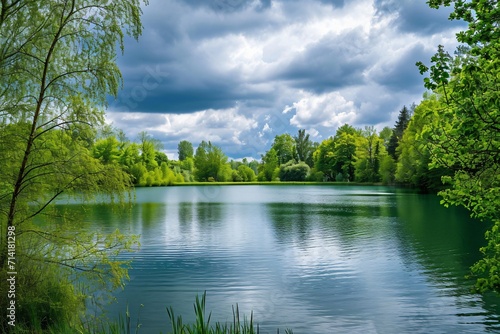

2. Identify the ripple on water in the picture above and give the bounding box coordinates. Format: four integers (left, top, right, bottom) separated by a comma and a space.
95, 186, 500, 334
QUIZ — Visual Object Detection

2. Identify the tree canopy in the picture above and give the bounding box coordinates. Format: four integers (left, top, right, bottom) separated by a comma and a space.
418, 0, 500, 293
0, 0, 146, 330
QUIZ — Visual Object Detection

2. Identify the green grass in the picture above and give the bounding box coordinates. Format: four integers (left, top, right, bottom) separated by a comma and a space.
8, 293, 293, 334
165, 292, 293, 334
109, 292, 293, 334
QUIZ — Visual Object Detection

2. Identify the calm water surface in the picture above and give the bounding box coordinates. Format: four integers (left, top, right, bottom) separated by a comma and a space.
76, 185, 500, 333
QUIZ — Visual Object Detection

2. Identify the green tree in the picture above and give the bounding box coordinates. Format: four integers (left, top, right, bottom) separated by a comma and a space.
379, 126, 392, 150
178, 140, 194, 161
93, 136, 121, 165
0, 0, 145, 330
279, 161, 310, 181
419, 0, 500, 293
194, 141, 229, 181
155, 151, 169, 166
379, 155, 396, 185
237, 164, 257, 182
180, 157, 195, 173
118, 141, 141, 172
395, 94, 449, 191
313, 138, 335, 181
387, 105, 411, 159
294, 129, 315, 167
271, 134, 296, 165
332, 125, 357, 181
248, 159, 259, 175
138, 131, 161, 171
258, 148, 279, 181
354, 126, 386, 182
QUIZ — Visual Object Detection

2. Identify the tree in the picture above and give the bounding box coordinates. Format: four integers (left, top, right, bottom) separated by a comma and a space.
258, 148, 279, 181
237, 165, 256, 182
155, 151, 169, 166
395, 94, 449, 191
178, 140, 194, 161
294, 129, 315, 167
332, 125, 357, 181
418, 0, 500, 293
312, 124, 357, 182
379, 126, 392, 149
271, 134, 296, 165
138, 131, 161, 171
387, 105, 411, 159
194, 141, 229, 182
279, 161, 310, 181
93, 136, 121, 165
354, 126, 386, 182
0, 0, 145, 330
313, 138, 335, 181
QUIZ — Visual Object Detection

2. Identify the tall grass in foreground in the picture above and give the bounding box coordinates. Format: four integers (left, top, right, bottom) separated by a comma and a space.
6, 292, 293, 333
94, 292, 292, 334
166, 292, 293, 334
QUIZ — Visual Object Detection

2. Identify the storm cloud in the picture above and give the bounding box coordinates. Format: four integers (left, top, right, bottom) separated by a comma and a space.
108, 0, 465, 159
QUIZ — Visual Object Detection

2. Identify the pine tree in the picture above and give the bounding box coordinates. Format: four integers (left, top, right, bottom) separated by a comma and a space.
388, 105, 412, 159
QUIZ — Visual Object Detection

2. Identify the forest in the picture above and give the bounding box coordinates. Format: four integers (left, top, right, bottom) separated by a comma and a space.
0, 0, 499, 332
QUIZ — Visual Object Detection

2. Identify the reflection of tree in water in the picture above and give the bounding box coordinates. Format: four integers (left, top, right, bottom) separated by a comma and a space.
48, 202, 134, 230
178, 202, 194, 226
266, 196, 394, 248
394, 191, 500, 327
267, 203, 312, 244
178, 202, 224, 229
139, 202, 166, 228
394, 191, 487, 276
195, 203, 223, 228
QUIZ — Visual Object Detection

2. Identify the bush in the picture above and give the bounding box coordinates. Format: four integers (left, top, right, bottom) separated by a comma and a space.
279, 161, 310, 181
0, 263, 85, 331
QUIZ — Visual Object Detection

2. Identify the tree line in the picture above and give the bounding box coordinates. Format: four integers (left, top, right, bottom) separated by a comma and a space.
91, 102, 445, 191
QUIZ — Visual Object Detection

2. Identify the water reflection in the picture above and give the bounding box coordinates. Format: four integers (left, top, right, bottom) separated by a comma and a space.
67, 186, 500, 333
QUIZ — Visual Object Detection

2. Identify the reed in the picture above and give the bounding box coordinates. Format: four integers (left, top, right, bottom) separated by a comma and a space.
166, 292, 293, 334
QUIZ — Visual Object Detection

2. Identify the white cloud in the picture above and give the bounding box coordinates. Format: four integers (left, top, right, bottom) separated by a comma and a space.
109, 0, 464, 158
106, 107, 259, 157
288, 91, 358, 129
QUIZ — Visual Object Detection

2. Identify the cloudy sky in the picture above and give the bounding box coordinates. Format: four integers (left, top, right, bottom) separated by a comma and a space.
106, 0, 463, 160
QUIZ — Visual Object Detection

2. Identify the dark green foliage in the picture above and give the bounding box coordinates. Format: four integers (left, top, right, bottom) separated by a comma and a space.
294, 129, 315, 167
387, 105, 411, 159
156, 151, 169, 166
395, 94, 450, 191
419, 0, 500, 293
279, 161, 310, 181
312, 138, 335, 181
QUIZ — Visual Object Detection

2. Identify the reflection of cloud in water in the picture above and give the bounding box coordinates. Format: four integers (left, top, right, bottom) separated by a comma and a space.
80, 186, 500, 333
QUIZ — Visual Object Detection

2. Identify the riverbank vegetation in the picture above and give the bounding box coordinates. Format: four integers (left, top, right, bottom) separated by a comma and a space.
0, 0, 145, 331
0, 0, 499, 332
92, 104, 449, 191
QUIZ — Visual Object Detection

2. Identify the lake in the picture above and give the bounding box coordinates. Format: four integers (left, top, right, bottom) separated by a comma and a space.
73, 185, 500, 333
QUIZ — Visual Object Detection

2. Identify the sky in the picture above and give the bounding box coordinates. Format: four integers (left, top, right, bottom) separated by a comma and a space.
106, 0, 464, 160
